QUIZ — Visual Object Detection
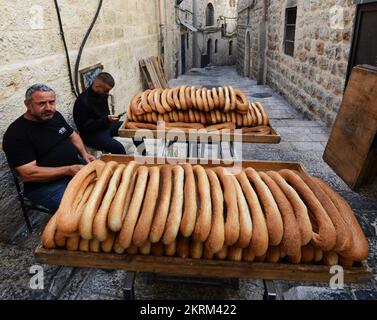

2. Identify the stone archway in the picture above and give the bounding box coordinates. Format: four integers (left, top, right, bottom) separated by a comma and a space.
244, 31, 252, 78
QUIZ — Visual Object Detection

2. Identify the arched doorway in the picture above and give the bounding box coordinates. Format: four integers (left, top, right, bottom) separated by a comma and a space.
207, 38, 212, 66
244, 31, 251, 78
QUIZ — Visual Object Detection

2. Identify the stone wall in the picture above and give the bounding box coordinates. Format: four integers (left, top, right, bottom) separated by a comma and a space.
0, 0, 166, 241
176, 1, 195, 76
236, 0, 356, 127
162, 0, 180, 80
236, 0, 263, 80
193, 0, 238, 67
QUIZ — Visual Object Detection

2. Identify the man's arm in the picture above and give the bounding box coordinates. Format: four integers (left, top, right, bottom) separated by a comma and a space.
16, 161, 83, 183
69, 132, 96, 163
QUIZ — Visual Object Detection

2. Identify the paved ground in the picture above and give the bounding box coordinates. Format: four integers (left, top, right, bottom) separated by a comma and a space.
1, 66, 376, 300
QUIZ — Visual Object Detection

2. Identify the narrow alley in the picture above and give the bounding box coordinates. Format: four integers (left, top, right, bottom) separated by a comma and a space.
1, 66, 376, 300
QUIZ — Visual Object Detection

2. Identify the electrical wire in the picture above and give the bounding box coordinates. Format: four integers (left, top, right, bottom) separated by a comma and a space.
74, 0, 103, 95
54, 0, 78, 97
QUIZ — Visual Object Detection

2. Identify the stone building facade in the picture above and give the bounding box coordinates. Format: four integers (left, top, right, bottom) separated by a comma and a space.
0, 0, 177, 241
164, 0, 195, 78
193, 0, 238, 67
237, 0, 357, 127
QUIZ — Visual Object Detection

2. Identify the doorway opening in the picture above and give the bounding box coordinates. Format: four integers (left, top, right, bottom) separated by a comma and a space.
347, 2, 377, 85
181, 34, 186, 74
244, 31, 252, 78
207, 38, 213, 66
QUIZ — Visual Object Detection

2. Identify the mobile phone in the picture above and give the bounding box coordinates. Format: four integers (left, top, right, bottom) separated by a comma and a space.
117, 111, 127, 118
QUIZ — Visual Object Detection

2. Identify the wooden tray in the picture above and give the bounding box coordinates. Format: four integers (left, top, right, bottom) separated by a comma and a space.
323, 65, 377, 190
34, 246, 372, 283
118, 122, 281, 144
34, 157, 373, 283
99, 155, 302, 172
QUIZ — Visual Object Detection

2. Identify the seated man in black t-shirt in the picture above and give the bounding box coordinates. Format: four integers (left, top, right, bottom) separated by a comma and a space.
73, 72, 127, 154
3, 84, 96, 213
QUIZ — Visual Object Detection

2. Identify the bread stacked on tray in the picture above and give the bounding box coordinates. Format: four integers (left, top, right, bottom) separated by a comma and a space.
42, 160, 369, 267
125, 86, 272, 135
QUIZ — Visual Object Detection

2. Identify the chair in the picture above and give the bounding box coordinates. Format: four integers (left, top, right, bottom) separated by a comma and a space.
8, 162, 53, 233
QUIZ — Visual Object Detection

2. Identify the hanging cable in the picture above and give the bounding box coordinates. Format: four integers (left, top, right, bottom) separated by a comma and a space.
54, 0, 78, 97
74, 0, 103, 95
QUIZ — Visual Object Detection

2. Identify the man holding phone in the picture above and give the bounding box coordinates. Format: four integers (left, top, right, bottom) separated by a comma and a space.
73, 72, 127, 154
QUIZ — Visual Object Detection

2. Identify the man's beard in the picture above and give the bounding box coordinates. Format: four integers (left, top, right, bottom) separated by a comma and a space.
30, 109, 55, 122
40, 112, 55, 121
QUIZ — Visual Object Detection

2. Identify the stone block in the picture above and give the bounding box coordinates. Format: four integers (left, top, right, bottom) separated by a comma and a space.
79, 269, 130, 299
353, 290, 377, 300
316, 41, 325, 55
284, 286, 355, 300
291, 141, 325, 152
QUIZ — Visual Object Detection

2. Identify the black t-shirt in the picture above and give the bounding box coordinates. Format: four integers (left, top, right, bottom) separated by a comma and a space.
3, 112, 80, 192
73, 86, 111, 136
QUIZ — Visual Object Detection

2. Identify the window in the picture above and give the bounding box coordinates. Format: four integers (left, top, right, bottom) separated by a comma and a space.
229, 40, 233, 56
284, 6, 297, 56
187, 33, 189, 49
206, 3, 215, 26
215, 39, 218, 53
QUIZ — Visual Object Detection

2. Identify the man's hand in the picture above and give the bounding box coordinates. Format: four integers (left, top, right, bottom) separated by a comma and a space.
83, 153, 96, 164
108, 115, 120, 123
68, 164, 84, 176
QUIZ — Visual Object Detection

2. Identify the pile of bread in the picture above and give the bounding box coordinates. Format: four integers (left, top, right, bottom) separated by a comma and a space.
126, 86, 272, 135
42, 160, 369, 267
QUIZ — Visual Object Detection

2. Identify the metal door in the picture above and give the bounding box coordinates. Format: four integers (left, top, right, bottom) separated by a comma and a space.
347, 2, 377, 84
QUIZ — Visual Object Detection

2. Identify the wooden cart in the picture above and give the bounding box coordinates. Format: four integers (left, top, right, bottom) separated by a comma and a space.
35, 246, 372, 284
34, 156, 373, 299
119, 121, 281, 160
118, 122, 281, 144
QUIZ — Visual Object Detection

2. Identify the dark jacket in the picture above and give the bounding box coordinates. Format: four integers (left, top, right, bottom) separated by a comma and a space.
73, 86, 110, 136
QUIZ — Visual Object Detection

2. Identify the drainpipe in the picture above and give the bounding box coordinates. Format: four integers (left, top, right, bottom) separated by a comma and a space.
258, 0, 268, 85
157, 0, 165, 58
193, 0, 199, 67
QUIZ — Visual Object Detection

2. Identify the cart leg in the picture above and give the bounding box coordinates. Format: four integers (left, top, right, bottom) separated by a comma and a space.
231, 140, 244, 161
133, 138, 146, 156
229, 278, 240, 290
263, 280, 277, 301
230, 141, 235, 159
123, 271, 136, 300
188, 141, 198, 158
167, 140, 175, 148
165, 140, 177, 157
